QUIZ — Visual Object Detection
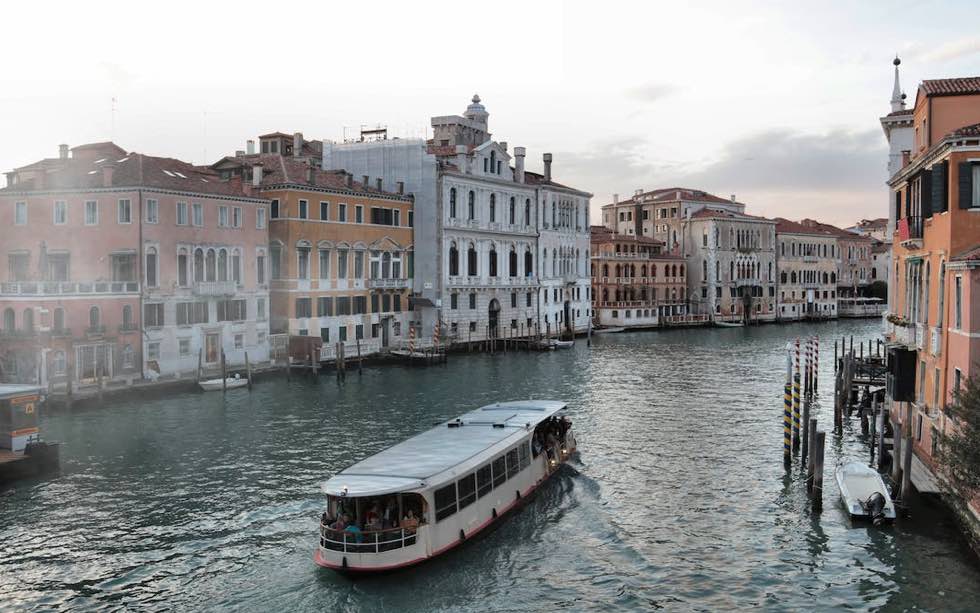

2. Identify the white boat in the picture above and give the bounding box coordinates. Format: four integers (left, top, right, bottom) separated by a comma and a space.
592, 326, 625, 334
835, 461, 896, 525
389, 349, 431, 361
198, 374, 248, 391
714, 320, 744, 328
314, 400, 577, 574
552, 339, 575, 349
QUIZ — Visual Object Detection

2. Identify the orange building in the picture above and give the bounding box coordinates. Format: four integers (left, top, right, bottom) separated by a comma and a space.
886, 76, 980, 519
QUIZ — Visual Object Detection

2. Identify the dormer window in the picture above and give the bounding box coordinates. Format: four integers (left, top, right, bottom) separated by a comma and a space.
490, 151, 496, 174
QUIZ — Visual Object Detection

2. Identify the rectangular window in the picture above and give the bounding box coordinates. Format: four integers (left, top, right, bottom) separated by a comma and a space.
934, 368, 941, 408
179, 338, 191, 356
382, 293, 391, 312
256, 207, 266, 229
434, 483, 457, 522
393, 294, 401, 312
491, 455, 506, 488
320, 201, 329, 221
336, 297, 351, 315
147, 342, 160, 360
527, 292, 532, 307
338, 203, 347, 222
117, 199, 132, 224
176, 302, 209, 325
457, 473, 476, 510
955, 275, 963, 329
218, 206, 228, 227
408, 210, 413, 227
298, 199, 308, 219
217, 299, 247, 322
257, 298, 266, 320
53, 200, 67, 225
192, 203, 203, 226
234, 334, 243, 349
506, 448, 520, 479
319, 250, 330, 279
85, 200, 99, 225
337, 250, 348, 279
511, 292, 517, 308
355, 323, 364, 340
145, 199, 158, 224
451, 293, 458, 310
476, 464, 492, 498
14, 201, 27, 225
317, 297, 333, 316
519, 441, 530, 470
232, 206, 242, 228
355, 205, 363, 224
143, 303, 165, 327
270, 199, 280, 219
295, 297, 312, 318
320, 327, 330, 343
257, 254, 266, 285
353, 296, 367, 315
339, 326, 348, 341
393, 209, 400, 227
469, 293, 477, 309
176, 202, 188, 225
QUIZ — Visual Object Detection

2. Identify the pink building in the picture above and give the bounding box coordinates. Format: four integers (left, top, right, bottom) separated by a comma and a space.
0, 142, 270, 388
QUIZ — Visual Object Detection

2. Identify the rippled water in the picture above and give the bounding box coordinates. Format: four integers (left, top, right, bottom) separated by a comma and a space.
2, 319, 979, 611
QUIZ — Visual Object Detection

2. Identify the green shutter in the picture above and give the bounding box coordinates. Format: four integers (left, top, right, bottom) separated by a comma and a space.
920, 169, 933, 218
959, 162, 974, 209
931, 160, 948, 213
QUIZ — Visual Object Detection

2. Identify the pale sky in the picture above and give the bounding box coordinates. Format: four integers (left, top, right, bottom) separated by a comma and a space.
2, 0, 979, 226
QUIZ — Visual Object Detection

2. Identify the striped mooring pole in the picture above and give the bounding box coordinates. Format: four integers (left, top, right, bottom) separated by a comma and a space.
783, 381, 793, 466
812, 336, 819, 392
408, 323, 416, 354
433, 319, 440, 351
793, 338, 802, 452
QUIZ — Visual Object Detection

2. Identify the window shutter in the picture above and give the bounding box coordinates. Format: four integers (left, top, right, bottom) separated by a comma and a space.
904, 184, 911, 217
931, 160, 948, 213
959, 162, 973, 209
920, 169, 933, 218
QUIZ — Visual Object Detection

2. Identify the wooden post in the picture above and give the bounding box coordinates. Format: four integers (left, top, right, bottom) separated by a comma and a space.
869, 395, 877, 460
792, 372, 801, 452
97, 361, 104, 404
220, 350, 227, 393
877, 400, 886, 471
287, 356, 292, 381
806, 417, 817, 493
245, 351, 252, 390
356, 338, 362, 374
902, 401, 914, 500
834, 340, 838, 374
801, 397, 811, 467
860, 400, 869, 434
891, 411, 903, 482
65, 362, 73, 410
812, 431, 826, 511
468, 327, 472, 352
197, 348, 203, 383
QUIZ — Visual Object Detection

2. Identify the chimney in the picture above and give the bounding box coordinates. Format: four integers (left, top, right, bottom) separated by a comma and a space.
293, 132, 303, 157
247, 140, 255, 155
397, 181, 404, 195
500, 141, 507, 152
675, 190, 681, 200
376, 177, 383, 191
514, 146, 526, 183
346, 172, 353, 188
235, 150, 245, 157
102, 164, 115, 188
59, 144, 69, 160
613, 193, 619, 204
362, 175, 369, 187
543, 153, 552, 182
306, 161, 315, 184
252, 163, 263, 187
730, 194, 736, 203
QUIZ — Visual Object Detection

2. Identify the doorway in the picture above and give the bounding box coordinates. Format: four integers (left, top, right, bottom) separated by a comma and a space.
205, 333, 221, 363
488, 298, 500, 339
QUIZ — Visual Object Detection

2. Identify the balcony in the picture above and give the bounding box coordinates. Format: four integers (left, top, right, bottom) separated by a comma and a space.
118, 324, 139, 334
367, 278, 410, 289
898, 216, 923, 248
194, 280, 237, 296
86, 325, 107, 338
0, 280, 140, 296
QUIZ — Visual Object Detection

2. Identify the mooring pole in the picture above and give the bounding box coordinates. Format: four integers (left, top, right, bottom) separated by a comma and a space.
220, 350, 227, 393
902, 401, 914, 500
806, 417, 817, 493
793, 339, 801, 452
813, 336, 819, 392
783, 381, 792, 468
812, 431, 826, 511
802, 395, 811, 468
245, 351, 252, 390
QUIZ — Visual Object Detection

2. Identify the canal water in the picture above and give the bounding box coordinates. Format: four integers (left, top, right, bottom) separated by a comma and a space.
2, 319, 979, 611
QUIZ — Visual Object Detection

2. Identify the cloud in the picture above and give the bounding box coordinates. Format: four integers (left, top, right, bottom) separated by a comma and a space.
625, 82, 678, 103
919, 37, 980, 63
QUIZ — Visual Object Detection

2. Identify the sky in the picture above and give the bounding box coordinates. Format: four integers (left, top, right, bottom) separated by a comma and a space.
2, 0, 979, 227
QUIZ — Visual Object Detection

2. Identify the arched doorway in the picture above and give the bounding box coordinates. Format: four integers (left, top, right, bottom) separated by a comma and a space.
488, 298, 500, 339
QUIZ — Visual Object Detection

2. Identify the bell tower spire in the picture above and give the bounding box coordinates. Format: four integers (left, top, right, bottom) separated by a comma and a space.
890, 56, 906, 113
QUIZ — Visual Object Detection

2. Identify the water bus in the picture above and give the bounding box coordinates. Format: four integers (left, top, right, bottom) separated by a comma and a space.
314, 400, 576, 573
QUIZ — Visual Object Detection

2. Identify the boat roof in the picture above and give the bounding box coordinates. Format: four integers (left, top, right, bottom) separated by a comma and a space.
0, 384, 42, 400
322, 400, 567, 497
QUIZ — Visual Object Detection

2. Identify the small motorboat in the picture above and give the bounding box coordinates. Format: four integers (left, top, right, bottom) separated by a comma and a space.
552, 339, 575, 349
714, 320, 744, 328
835, 461, 896, 525
592, 326, 625, 334
199, 373, 248, 391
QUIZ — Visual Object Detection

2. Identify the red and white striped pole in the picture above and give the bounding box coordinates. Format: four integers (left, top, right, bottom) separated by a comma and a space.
793, 338, 801, 451
408, 323, 416, 354
433, 320, 440, 351
813, 336, 819, 392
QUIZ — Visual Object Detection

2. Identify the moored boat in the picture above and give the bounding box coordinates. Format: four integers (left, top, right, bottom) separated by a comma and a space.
592, 326, 625, 334
835, 461, 896, 526
314, 400, 577, 574
198, 374, 248, 391
714, 320, 744, 328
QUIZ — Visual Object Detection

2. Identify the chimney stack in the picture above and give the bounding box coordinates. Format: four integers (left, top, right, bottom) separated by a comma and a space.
730, 194, 736, 203
543, 153, 552, 182
500, 141, 507, 152
346, 172, 353, 188
235, 150, 245, 157
247, 140, 255, 155
376, 177, 383, 191
252, 163, 263, 187
59, 144, 69, 160
613, 193, 619, 204
362, 175, 369, 187
293, 132, 303, 157
397, 181, 404, 195
306, 161, 315, 184
514, 146, 526, 183
102, 164, 115, 188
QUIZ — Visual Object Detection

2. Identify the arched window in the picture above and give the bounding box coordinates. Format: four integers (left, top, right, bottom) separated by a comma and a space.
232, 249, 241, 284
449, 242, 459, 276
509, 247, 518, 277
22, 308, 33, 332
671, 265, 677, 277
53, 307, 65, 333
467, 244, 478, 276
730, 261, 735, 280
449, 188, 457, 218
468, 191, 475, 220
3, 308, 14, 333
509, 197, 516, 225
831, 272, 836, 284
145, 246, 158, 287
382, 252, 392, 279
602, 288, 609, 302
781, 271, 788, 284
218, 249, 228, 282
488, 245, 498, 277
194, 248, 205, 282
52, 351, 66, 376
490, 194, 496, 222
206, 249, 216, 282
551, 202, 556, 227
525, 249, 533, 277
122, 304, 133, 329
524, 199, 531, 226
122, 344, 134, 369
490, 151, 496, 173
602, 263, 609, 277
679, 264, 684, 277
651, 264, 656, 278
177, 248, 189, 287
791, 271, 797, 284
551, 249, 557, 276
615, 264, 621, 278
89, 306, 101, 330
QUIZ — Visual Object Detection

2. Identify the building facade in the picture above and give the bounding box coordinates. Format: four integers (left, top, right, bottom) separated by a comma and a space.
213, 151, 414, 353
590, 226, 687, 328
773, 218, 839, 321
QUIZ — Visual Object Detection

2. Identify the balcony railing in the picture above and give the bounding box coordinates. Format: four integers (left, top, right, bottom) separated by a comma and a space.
194, 280, 237, 296
898, 216, 923, 244
118, 324, 139, 334
86, 325, 107, 337
367, 278, 410, 289
0, 280, 140, 296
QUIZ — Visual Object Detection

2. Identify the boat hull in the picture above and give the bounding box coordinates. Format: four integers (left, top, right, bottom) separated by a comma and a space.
835, 462, 897, 521
199, 378, 248, 391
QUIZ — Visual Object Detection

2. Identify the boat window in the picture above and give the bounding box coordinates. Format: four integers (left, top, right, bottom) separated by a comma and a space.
519, 441, 530, 471
476, 464, 492, 498
434, 484, 458, 522
506, 448, 520, 480
491, 455, 506, 489
457, 473, 476, 510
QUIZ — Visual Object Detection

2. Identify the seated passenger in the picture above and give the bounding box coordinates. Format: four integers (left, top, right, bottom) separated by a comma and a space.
330, 515, 346, 531
344, 520, 364, 543
400, 509, 420, 532
365, 503, 382, 529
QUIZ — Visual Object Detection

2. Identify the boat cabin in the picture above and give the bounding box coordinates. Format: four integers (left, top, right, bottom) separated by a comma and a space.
0, 384, 42, 453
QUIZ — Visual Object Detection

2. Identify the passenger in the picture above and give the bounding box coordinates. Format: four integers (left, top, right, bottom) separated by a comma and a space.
321, 511, 329, 526
365, 502, 382, 530
344, 520, 364, 543
400, 509, 419, 533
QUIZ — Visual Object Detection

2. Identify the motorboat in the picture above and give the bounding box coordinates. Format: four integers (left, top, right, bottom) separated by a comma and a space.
592, 326, 625, 334
714, 320, 744, 328
314, 400, 577, 574
835, 461, 896, 526
552, 339, 575, 349
198, 373, 248, 391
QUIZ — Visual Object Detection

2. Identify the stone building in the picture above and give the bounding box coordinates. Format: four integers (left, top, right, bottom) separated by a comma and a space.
773, 218, 840, 321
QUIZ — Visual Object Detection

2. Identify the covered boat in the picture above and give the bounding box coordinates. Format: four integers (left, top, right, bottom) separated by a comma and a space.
314, 400, 577, 573
835, 461, 896, 525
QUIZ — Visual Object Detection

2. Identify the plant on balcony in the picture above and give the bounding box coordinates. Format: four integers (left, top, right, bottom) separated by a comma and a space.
886, 313, 911, 327
938, 375, 980, 506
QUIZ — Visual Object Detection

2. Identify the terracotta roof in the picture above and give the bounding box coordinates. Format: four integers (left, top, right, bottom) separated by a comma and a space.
1, 145, 263, 198
71, 142, 126, 155
920, 77, 980, 97
774, 218, 837, 236
796, 219, 872, 241
689, 208, 771, 222
603, 187, 741, 208
951, 245, 980, 261
522, 170, 575, 191
885, 109, 913, 117
951, 123, 980, 138
257, 132, 292, 139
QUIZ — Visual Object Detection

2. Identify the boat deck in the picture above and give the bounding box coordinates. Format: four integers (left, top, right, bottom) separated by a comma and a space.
0, 450, 23, 465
